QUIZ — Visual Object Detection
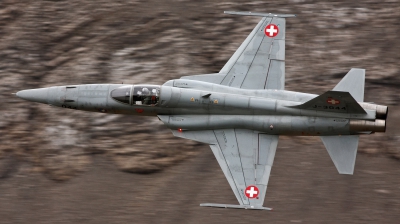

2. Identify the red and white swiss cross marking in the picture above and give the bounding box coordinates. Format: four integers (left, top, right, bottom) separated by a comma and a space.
245, 185, 259, 199
264, 24, 279, 38
327, 98, 340, 105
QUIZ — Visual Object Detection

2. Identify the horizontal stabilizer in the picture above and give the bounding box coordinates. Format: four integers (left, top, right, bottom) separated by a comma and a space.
290, 91, 366, 114
200, 203, 272, 210
320, 135, 359, 174
333, 68, 365, 102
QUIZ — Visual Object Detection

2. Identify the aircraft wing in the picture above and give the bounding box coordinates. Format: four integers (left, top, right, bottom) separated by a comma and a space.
181, 12, 294, 90
171, 128, 279, 210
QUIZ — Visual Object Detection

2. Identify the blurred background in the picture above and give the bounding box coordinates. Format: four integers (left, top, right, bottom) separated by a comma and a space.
0, 0, 399, 223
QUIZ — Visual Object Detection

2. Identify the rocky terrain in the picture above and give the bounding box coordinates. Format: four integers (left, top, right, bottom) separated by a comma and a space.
0, 0, 399, 223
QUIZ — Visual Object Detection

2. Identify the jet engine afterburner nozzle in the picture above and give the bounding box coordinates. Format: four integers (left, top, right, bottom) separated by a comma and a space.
359, 103, 388, 120
349, 119, 386, 133
375, 105, 388, 120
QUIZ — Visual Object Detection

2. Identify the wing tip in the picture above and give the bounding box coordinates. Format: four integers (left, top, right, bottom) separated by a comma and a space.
200, 203, 273, 210
224, 11, 296, 18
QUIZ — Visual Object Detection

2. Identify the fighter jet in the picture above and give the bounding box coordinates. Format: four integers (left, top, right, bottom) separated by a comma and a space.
16, 11, 388, 210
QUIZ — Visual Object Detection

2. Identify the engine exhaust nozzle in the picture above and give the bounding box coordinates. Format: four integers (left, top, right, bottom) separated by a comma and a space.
376, 105, 388, 120
349, 119, 386, 133
359, 103, 388, 120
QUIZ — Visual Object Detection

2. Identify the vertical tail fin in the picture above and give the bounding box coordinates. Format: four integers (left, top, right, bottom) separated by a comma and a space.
333, 68, 365, 102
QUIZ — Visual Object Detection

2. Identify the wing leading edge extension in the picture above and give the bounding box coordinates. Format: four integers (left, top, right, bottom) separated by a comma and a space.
170, 127, 279, 210
181, 11, 296, 90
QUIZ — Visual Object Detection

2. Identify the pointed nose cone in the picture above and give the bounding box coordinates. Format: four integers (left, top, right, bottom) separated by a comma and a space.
16, 88, 49, 104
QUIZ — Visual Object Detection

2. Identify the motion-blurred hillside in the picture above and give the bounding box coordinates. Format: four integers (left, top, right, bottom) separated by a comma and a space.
1, 0, 399, 180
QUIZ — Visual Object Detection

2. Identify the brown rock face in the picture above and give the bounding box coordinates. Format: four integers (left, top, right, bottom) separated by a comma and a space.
1, 0, 399, 181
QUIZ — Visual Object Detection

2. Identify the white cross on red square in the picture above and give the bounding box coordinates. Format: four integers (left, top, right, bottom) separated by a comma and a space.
327, 98, 340, 105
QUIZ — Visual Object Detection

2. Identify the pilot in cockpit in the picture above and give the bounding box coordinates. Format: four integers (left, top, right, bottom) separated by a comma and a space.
142, 87, 152, 105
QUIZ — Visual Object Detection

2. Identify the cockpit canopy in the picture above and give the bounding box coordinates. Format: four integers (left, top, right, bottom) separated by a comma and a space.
110, 85, 160, 106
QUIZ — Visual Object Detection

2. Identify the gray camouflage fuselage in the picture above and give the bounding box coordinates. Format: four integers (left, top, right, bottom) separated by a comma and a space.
16, 78, 385, 136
